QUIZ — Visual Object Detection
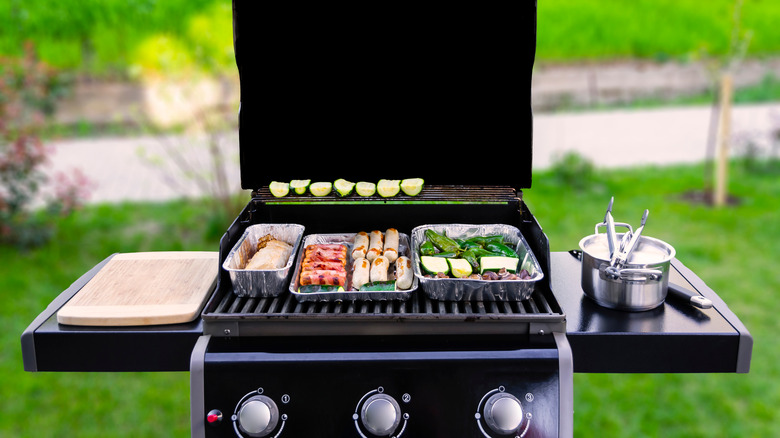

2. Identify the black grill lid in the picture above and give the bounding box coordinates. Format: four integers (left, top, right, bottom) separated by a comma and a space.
232, 1, 536, 190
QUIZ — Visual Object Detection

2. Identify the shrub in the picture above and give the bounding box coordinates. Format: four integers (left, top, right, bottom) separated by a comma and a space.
0, 44, 91, 248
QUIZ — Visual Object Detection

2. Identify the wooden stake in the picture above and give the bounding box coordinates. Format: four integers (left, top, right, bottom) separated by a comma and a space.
714, 73, 733, 207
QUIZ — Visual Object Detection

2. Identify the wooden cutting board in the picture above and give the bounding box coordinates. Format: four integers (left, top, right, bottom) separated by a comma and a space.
57, 251, 218, 326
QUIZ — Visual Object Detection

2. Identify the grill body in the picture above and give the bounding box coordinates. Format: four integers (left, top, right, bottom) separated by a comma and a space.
193, 187, 573, 437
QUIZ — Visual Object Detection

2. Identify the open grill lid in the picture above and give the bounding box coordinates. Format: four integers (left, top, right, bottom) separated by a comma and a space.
232, 1, 536, 191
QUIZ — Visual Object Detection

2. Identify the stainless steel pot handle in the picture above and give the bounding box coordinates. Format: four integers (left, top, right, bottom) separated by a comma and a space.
594, 221, 633, 236
603, 266, 663, 281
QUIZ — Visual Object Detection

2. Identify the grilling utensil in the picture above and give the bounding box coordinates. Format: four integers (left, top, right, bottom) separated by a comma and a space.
605, 208, 656, 280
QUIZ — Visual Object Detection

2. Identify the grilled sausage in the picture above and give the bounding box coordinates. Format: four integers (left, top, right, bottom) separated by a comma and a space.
369, 255, 389, 282
366, 230, 384, 262
351, 231, 369, 260
383, 228, 399, 263
395, 256, 413, 290
351, 258, 371, 290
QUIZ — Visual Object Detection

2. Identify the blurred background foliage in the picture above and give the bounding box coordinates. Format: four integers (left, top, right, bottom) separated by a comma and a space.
0, 0, 235, 79
536, 0, 780, 61
2, 0, 780, 79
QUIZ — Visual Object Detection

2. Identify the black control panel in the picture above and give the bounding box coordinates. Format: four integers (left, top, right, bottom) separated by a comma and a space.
192, 335, 571, 438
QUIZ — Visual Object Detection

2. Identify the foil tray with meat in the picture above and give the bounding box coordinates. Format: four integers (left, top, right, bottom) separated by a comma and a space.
222, 223, 305, 297
289, 230, 417, 302
411, 224, 544, 301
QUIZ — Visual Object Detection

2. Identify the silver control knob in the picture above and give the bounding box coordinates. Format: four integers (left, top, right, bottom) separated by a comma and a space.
360, 394, 401, 437
484, 393, 523, 435
237, 395, 279, 437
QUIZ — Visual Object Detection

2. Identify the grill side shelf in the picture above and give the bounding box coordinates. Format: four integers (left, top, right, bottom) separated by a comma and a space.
21, 254, 204, 372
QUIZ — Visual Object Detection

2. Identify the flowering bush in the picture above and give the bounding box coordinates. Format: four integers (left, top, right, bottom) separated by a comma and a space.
0, 44, 91, 247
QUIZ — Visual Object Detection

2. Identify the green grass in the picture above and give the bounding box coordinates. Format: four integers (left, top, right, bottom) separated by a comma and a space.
3, 160, 779, 437
1, 0, 235, 77
537, 0, 780, 62
5, 0, 780, 78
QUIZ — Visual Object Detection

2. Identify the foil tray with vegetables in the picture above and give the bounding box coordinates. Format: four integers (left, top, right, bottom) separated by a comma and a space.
411, 224, 544, 301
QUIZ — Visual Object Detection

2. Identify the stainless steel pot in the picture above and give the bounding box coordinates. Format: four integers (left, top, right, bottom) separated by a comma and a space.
578, 232, 676, 312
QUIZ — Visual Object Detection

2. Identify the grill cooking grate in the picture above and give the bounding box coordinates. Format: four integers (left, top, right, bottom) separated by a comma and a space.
210, 288, 558, 318
253, 184, 519, 204
202, 283, 566, 337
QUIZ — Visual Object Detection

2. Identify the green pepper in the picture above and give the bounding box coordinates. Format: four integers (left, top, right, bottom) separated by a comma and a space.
419, 240, 436, 256
469, 248, 495, 258
460, 240, 483, 250
465, 235, 504, 247
485, 242, 518, 258
465, 236, 488, 247
461, 249, 479, 271
484, 235, 506, 245
431, 252, 459, 258
425, 229, 461, 254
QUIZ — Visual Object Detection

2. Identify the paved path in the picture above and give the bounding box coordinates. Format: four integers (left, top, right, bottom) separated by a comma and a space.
41, 132, 244, 205
41, 103, 780, 205
533, 102, 780, 169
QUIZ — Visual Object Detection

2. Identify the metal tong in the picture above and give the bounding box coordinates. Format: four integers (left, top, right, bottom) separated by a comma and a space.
600, 198, 657, 280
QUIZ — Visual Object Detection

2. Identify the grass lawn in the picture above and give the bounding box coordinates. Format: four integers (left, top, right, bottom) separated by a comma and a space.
5, 0, 780, 78
537, 0, 780, 61
3, 159, 778, 437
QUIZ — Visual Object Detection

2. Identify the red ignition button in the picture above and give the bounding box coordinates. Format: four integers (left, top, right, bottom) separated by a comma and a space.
206, 409, 223, 425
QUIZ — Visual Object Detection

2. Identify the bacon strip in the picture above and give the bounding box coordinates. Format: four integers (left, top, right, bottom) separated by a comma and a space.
302, 260, 347, 271
305, 244, 347, 252
304, 244, 347, 264
299, 243, 349, 287
299, 269, 347, 286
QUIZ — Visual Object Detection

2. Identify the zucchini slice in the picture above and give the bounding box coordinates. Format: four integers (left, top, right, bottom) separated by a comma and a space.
447, 258, 473, 278
479, 256, 519, 274
420, 255, 450, 275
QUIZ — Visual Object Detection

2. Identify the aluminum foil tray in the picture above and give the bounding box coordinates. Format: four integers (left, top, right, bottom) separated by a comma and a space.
223, 223, 305, 297
290, 232, 417, 302
411, 224, 544, 301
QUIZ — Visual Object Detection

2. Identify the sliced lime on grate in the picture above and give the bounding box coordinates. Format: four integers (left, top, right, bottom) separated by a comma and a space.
377, 179, 401, 197
334, 178, 355, 197
400, 178, 424, 196
355, 181, 376, 197
309, 182, 333, 196
269, 181, 290, 197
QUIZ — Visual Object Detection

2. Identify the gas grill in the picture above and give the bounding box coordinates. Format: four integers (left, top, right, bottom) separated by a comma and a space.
22, 2, 752, 438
